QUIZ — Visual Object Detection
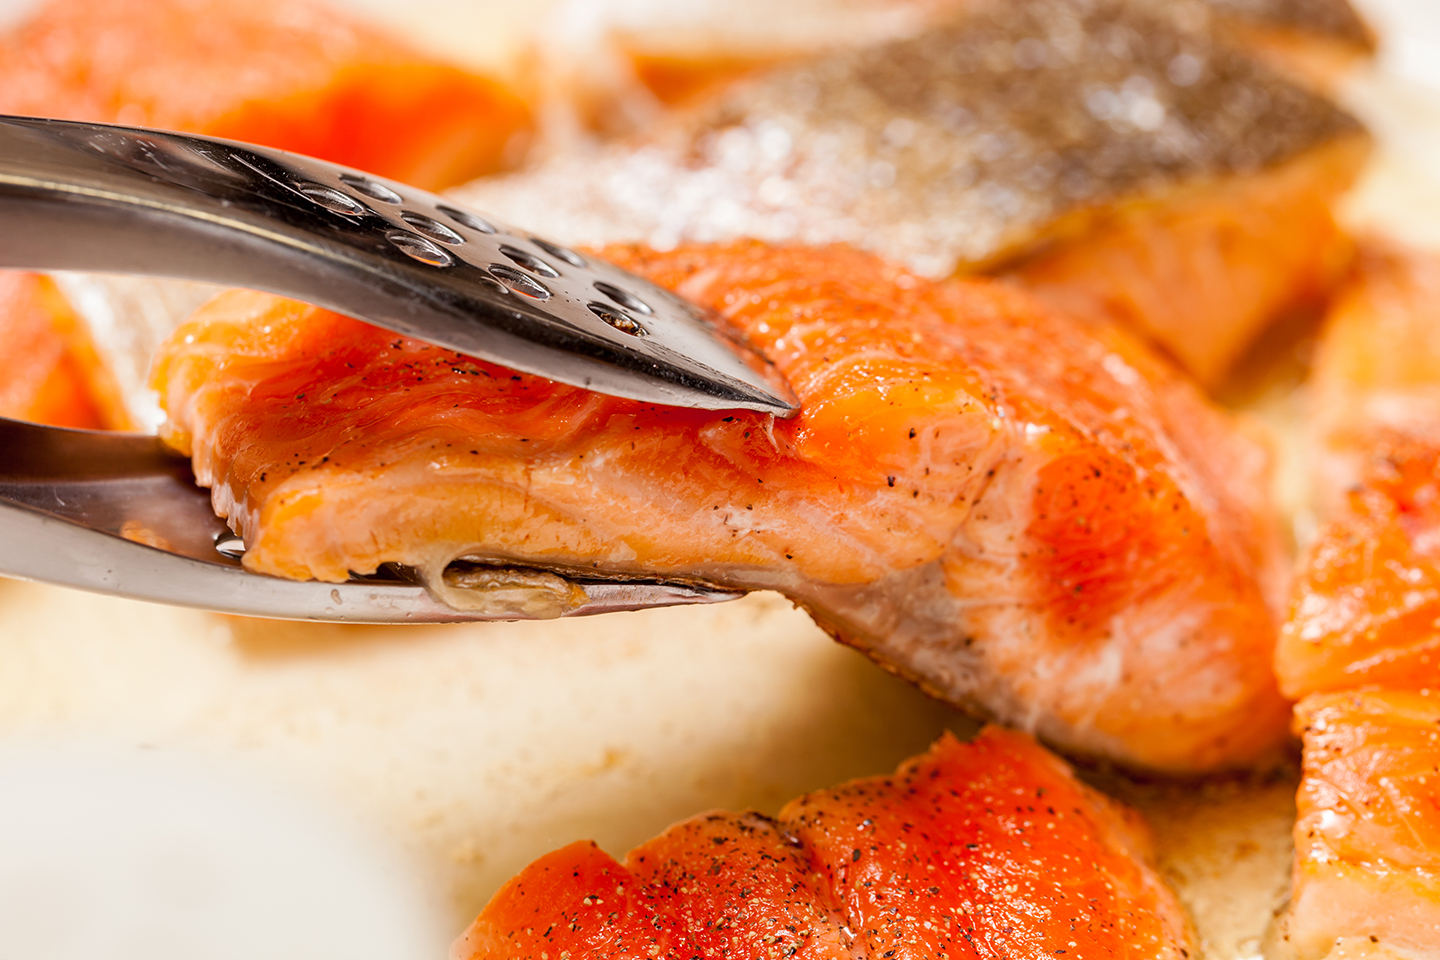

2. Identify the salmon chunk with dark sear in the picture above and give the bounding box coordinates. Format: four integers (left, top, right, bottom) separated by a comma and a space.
454, 728, 1195, 960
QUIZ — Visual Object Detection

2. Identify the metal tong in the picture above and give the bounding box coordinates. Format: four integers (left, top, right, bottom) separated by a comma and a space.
0, 417, 744, 622
0, 116, 791, 621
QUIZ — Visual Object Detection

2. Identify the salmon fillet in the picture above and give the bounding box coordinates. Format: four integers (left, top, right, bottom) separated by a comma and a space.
0, 0, 530, 192
1275, 246, 1440, 957
0, 272, 113, 429
1284, 690, 1440, 960
1307, 244, 1440, 514
1276, 245, 1440, 698
153, 242, 1289, 773
457, 0, 1369, 386
453, 727, 1195, 960
1278, 437, 1440, 699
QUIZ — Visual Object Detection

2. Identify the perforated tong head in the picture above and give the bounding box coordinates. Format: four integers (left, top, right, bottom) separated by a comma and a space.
0, 114, 798, 416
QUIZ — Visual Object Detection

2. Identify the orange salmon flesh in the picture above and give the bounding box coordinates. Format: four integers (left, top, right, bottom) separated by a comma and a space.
1287, 690, 1440, 960
0, 0, 530, 191
153, 242, 1290, 774
453, 727, 1194, 960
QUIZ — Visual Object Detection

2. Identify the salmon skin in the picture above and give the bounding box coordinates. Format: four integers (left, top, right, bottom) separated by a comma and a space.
1187, 0, 1376, 90
542, 0, 1372, 130
1278, 436, 1440, 700
153, 242, 1289, 774
1285, 691, 1440, 960
457, 0, 1368, 385
453, 727, 1195, 960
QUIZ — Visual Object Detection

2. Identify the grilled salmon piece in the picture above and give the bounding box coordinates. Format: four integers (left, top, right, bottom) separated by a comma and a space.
153, 242, 1289, 773
1278, 437, 1440, 699
453, 840, 692, 960
454, 728, 1194, 960
1276, 246, 1440, 956
530, 0, 1372, 126
1275, 244, 1440, 698
779, 728, 1192, 960
1284, 690, 1440, 960
458, 0, 1368, 386
0, 0, 530, 192
1308, 244, 1440, 514
0, 272, 116, 429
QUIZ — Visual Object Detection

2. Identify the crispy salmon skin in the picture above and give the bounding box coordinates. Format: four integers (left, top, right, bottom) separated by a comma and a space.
459, 0, 1368, 384
454, 728, 1195, 960
154, 242, 1288, 773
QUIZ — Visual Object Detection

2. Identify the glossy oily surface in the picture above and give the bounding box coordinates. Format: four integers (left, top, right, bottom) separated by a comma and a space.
455, 728, 1194, 960
152, 242, 1289, 773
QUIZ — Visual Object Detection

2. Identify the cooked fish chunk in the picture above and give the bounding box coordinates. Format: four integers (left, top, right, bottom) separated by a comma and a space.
0, 0, 531, 192
0, 272, 112, 429
1275, 245, 1440, 958
1284, 690, 1440, 960
1275, 245, 1440, 698
454, 728, 1195, 960
458, 0, 1369, 385
153, 242, 1289, 773
1307, 243, 1440, 513
1278, 435, 1440, 700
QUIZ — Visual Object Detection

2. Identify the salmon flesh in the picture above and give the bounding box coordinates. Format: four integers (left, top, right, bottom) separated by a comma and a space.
1277, 245, 1440, 699
1287, 690, 1440, 960
1277, 245, 1440, 958
153, 242, 1289, 774
452, 727, 1195, 960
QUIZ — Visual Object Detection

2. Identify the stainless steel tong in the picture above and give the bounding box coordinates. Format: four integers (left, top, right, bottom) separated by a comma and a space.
0, 115, 787, 621
0, 417, 744, 622
0, 115, 797, 414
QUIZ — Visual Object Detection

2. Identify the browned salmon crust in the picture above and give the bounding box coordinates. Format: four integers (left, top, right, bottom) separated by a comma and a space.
1200, 0, 1375, 55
